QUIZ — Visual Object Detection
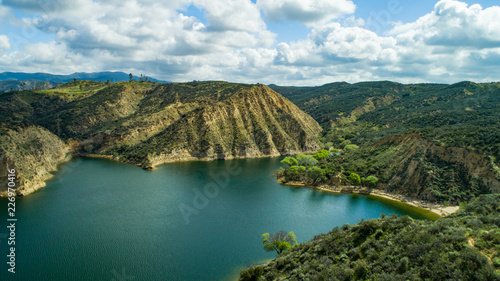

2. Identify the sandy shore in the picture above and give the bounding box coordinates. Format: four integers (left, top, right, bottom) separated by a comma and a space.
281, 181, 459, 217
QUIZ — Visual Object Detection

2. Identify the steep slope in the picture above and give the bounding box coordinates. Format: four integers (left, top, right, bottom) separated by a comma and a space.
117, 84, 322, 168
0, 126, 70, 196
365, 133, 499, 203
0, 80, 322, 195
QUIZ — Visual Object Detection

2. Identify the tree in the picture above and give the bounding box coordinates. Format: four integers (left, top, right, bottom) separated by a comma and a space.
307, 166, 326, 184
313, 149, 329, 161
262, 230, 297, 255
348, 173, 361, 186
129, 73, 133, 82
281, 157, 298, 167
288, 165, 306, 181
106, 79, 111, 85
296, 154, 318, 166
365, 175, 379, 187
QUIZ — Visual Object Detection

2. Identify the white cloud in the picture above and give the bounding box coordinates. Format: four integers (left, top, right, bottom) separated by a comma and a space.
257, 0, 356, 25
0, 35, 11, 54
2, 0, 500, 86
310, 23, 396, 61
391, 0, 500, 48
3, 0, 274, 68
195, 0, 266, 32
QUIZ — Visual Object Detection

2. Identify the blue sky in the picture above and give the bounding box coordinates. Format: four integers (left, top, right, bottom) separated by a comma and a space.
0, 0, 499, 85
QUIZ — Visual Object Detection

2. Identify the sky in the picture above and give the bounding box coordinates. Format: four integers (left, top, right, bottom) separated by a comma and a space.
0, 0, 499, 85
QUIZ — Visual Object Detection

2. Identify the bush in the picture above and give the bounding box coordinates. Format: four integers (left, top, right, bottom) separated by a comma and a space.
365, 175, 379, 187
344, 144, 360, 151
297, 154, 318, 166
348, 173, 361, 185
281, 156, 298, 167
313, 149, 329, 161
240, 266, 264, 281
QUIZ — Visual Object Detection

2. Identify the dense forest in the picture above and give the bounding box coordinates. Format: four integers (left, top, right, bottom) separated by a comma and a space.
240, 194, 500, 280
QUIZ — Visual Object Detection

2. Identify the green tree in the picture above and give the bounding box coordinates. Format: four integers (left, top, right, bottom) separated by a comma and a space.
296, 154, 318, 166
307, 166, 326, 184
262, 230, 297, 255
365, 175, 379, 187
348, 173, 361, 185
288, 165, 306, 180
313, 149, 329, 161
281, 157, 298, 167
129, 73, 133, 82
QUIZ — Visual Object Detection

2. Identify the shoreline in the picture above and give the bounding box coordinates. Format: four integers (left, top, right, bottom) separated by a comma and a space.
280, 181, 459, 217
2, 153, 290, 197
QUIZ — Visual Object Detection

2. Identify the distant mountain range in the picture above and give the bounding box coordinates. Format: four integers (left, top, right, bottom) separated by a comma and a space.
0, 71, 169, 92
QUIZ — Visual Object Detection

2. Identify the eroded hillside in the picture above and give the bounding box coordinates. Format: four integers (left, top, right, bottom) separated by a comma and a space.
0, 80, 322, 195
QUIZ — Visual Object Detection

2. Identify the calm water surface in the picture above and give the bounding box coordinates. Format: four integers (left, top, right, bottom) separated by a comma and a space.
0, 157, 437, 281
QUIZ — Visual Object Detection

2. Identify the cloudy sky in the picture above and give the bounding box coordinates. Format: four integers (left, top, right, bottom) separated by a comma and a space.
0, 0, 499, 85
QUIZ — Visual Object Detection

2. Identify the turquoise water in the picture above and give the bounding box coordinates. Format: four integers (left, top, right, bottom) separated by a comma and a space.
0, 157, 436, 281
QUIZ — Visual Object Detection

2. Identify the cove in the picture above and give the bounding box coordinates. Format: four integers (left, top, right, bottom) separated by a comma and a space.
0, 157, 437, 281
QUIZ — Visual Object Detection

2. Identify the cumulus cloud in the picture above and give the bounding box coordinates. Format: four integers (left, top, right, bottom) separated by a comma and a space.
0, 35, 11, 53
196, 0, 266, 32
391, 0, 500, 48
0, 0, 277, 73
2, 0, 500, 85
257, 0, 356, 25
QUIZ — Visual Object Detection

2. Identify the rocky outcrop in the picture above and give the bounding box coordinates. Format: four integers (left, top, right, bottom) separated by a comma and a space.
374, 133, 500, 203
0, 126, 70, 196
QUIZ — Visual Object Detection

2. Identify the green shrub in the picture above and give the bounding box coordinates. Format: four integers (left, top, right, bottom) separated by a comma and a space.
348, 173, 361, 185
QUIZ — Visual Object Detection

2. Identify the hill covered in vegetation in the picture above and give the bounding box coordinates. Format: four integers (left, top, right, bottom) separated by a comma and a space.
240, 194, 500, 280
271, 81, 500, 204
0, 80, 322, 196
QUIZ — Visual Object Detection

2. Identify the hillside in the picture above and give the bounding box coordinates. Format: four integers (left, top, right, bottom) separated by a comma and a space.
272, 81, 500, 204
240, 194, 500, 280
0, 80, 322, 195
271, 81, 500, 159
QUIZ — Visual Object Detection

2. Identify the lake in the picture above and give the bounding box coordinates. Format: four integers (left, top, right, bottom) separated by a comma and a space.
0, 157, 437, 280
